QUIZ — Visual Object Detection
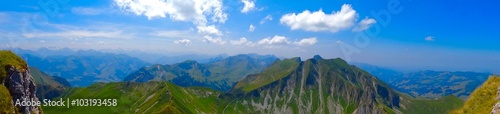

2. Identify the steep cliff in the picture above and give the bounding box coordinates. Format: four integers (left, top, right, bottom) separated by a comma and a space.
0, 50, 42, 114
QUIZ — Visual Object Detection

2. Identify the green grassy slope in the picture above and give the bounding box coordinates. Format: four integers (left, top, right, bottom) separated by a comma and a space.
231, 57, 300, 93
43, 82, 221, 114
399, 95, 463, 114
451, 75, 500, 114
0, 50, 28, 82
30, 67, 71, 100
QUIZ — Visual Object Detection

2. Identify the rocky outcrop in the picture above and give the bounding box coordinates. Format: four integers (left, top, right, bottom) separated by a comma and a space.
491, 86, 500, 114
3, 66, 41, 114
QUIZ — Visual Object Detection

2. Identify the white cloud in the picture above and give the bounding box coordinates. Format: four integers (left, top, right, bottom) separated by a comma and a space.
39, 40, 46, 43
248, 24, 255, 32
260, 15, 272, 24
114, 0, 227, 24
174, 39, 192, 46
293, 37, 317, 46
153, 30, 197, 39
241, 0, 256, 13
114, 0, 230, 46
197, 25, 222, 36
279, 4, 358, 32
425, 36, 435, 41
230, 35, 318, 48
71, 7, 105, 15
203, 35, 226, 45
230, 37, 255, 46
114, 0, 228, 38
352, 17, 376, 32
257, 35, 290, 45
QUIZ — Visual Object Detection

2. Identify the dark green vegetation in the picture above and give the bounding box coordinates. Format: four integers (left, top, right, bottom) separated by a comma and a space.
30, 67, 71, 100
354, 63, 491, 99
43, 55, 464, 113
18, 50, 150, 87
452, 75, 500, 114
124, 54, 277, 91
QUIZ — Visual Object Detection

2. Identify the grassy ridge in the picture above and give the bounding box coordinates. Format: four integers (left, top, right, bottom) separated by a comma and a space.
0, 50, 28, 82
0, 50, 25, 113
451, 75, 500, 114
43, 82, 221, 114
232, 57, 300, 93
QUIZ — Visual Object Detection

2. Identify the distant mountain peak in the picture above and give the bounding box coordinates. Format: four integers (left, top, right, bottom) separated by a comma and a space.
312, 55, 323, 60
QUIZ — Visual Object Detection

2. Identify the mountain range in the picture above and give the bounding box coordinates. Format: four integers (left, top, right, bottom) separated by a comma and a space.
16, 49, 150, 87
354, 63, 491, 99
4, 50, 491, 113
42, 55, 463, 113
124, 54, 278, 91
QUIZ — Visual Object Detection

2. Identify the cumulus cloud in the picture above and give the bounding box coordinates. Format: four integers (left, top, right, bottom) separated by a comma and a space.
114, 0, 227, 38
174, 39, 192, 46
114, 0, 227, 23
241, 0, 256, 13
230, 37, 255, 46
197, 25, 223, 36
153, 30, 197, 39
248, 24, 255, 32
293, 37, 317, 46
425, 36, 435, 41
260, 15, 272, 24
257, 35, 290, 45
230, 35, 318, 48
279, 4, 358, 32
203, 35, 226, 45
352, 17, 376, 32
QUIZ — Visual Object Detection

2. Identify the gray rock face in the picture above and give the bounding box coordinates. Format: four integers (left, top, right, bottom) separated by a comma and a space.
4, 66, 40, 114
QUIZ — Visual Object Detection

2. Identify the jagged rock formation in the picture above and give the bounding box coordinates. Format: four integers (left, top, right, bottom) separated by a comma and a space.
4, 66, 41, 114
1, 50, 41, 114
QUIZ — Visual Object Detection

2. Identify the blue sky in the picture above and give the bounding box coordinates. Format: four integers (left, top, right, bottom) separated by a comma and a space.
0, 0, 499, 73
